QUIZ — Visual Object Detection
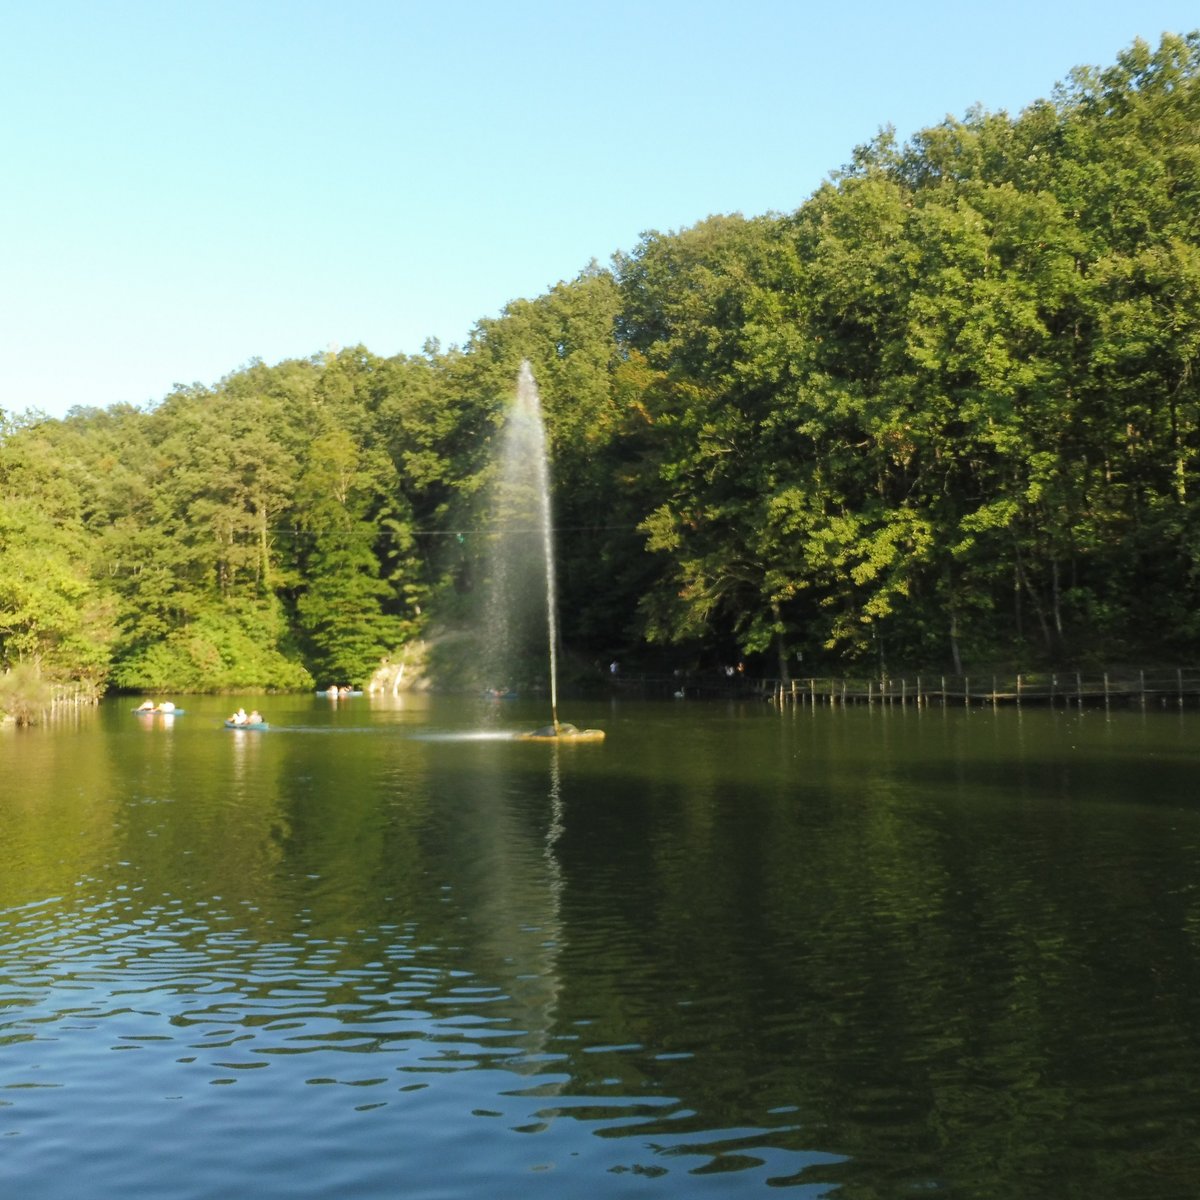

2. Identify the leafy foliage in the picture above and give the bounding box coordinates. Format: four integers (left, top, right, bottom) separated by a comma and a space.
3, 33, 1200, 701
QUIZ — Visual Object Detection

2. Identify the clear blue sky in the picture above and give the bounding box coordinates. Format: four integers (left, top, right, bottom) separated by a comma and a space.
3, 0, 1197, 420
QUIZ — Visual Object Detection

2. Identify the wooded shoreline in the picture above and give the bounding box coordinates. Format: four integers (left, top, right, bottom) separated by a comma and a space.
4, 34, 1200, 700
12, 665, 1200, 727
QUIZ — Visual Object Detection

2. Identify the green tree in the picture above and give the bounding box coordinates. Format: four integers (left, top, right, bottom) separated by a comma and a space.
0, 412, 115, 688
293, 428, 407, 684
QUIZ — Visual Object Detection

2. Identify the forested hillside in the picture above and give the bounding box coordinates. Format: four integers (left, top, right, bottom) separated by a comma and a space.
3, 34, 1199, 700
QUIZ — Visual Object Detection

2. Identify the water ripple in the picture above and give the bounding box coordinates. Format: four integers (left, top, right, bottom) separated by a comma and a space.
8, 702, 1200, 1197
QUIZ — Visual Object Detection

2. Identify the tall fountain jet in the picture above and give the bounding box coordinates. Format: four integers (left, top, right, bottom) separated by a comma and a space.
494, 362, 603, 743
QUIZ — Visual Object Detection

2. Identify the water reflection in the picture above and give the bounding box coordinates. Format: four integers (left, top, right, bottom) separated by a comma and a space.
3, 698, 1200, 1197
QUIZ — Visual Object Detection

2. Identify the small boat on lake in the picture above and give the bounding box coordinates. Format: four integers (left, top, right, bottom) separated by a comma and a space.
225, 707, 267, 730
132, 705, 185, 715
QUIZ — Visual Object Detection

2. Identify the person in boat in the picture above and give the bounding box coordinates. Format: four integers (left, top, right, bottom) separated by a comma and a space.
136, 699, 155, 711
248, 710, 263, 725
158, 700, 176, 713
227, 707, 248, 725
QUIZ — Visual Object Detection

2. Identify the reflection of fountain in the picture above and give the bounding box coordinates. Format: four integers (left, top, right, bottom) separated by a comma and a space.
436, 741, 570, 1073
545, 749, 565, 865
488, 361, 604, 744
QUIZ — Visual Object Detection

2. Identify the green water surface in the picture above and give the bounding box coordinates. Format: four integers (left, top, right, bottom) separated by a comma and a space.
2, 694, 1199, 1198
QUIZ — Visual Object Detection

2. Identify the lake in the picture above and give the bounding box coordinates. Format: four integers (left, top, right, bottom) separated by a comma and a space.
3, 693, 1200, 1198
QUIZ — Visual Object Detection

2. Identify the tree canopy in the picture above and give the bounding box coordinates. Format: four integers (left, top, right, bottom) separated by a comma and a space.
3, 34, 1199, 699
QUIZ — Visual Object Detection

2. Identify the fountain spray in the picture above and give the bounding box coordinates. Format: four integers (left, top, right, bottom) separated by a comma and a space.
515, 362, 560, 730
504, 361, 604, 743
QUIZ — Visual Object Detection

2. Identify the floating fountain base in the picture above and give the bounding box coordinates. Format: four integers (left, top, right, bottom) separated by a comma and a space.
518, 722, 606, 744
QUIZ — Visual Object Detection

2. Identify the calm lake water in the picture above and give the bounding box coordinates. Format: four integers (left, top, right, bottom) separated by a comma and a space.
3, 693, 1200, 1198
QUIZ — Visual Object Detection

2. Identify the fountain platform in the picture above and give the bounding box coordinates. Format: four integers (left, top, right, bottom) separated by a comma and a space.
518, 723, 606, 744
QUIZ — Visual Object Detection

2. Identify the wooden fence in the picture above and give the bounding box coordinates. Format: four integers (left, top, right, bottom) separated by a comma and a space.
763, 668, 1200, 708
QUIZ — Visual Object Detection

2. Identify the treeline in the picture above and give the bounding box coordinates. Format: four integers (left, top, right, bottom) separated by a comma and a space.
2, 34, 1199, 698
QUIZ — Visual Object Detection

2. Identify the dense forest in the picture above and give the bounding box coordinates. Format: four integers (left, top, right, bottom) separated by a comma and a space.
3, 34, 1199, 709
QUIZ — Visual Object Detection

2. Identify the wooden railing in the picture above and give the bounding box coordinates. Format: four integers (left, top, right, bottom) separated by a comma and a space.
762, 668, 1200, 707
